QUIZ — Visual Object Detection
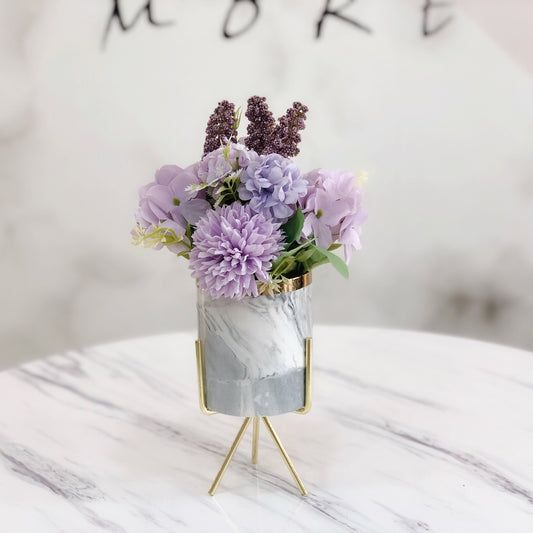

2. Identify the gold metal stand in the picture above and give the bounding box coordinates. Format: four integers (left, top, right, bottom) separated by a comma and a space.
207, 416, 307, 496
252, 417, 260, 464
195, 337, 313, 496
209, 417, 252, 496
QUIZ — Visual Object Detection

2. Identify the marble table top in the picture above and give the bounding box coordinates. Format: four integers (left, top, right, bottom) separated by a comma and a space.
1, 326, 532, 532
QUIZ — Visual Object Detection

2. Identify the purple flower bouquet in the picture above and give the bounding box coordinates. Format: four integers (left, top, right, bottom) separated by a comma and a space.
132, 95, 367, 415
132, 96, 367, 299
132, 96, 367, 495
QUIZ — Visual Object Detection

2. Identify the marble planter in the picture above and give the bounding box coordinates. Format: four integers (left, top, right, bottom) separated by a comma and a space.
197, 273, 312, 417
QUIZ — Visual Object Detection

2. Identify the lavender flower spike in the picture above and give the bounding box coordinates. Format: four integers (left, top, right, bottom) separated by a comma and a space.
244, 95, 276, 155
203, 100, 238, 157
273, 102, 308, 158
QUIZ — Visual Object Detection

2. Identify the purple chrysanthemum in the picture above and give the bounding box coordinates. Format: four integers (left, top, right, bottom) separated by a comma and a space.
238, 153, 308, 222
189, 203, 283, 299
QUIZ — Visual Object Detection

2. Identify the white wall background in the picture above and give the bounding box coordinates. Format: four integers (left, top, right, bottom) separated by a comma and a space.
1, 0, 533, 369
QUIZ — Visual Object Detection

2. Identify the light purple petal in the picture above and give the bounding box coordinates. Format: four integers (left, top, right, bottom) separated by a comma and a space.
179, 199, 211, 225
189, 203, 283, 299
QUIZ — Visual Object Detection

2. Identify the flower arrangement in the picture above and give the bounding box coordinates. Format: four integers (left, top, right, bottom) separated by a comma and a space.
132, 96, 367, 299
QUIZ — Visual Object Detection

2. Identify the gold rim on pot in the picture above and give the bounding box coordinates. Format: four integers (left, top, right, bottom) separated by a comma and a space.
260, 271, 312, 295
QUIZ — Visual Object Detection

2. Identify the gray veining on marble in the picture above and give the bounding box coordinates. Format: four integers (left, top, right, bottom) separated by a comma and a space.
197, 286, 312, 416
1, 326, 532, 532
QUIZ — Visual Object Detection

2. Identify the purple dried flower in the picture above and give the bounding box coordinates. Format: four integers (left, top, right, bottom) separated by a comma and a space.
189, 203, 283, 299
273, 102, 308, 158
203, 100, 238, 157
239, 153, 308, 222
244, 96, 277, 155
244, 97, 309, 157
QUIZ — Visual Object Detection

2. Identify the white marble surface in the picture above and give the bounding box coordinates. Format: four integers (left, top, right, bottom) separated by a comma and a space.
1, 326, 532, 532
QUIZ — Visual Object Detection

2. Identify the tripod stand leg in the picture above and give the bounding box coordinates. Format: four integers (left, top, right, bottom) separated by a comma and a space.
262, 417, 307, 496
209, 417, 252, 496
252, 417, 260, 464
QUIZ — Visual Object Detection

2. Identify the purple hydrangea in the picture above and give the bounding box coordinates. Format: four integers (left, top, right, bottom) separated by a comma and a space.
238, 153, 308, 222
134, 163, 210, 252
189, 203, 283, 299
300, 169, 367, 262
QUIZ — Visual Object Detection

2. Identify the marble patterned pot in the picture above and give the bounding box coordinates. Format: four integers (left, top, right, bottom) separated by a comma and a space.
197, 272, 312, 417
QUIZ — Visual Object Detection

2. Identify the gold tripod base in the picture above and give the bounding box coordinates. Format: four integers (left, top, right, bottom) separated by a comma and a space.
208, 416, 307, 497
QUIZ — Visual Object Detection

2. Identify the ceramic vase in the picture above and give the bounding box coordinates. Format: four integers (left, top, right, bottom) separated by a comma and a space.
197, 272, 312, 416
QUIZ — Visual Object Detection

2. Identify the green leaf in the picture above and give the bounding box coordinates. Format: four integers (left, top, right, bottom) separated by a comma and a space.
234, 106, 242, 131
302, 250, 328, 271
300, 245, 329, 271
312, 245, 349, 279
328, 243, 342, 251
281, 207, 304, 245
294, 248, 315, 262
185, 223, 194, 242
271, 255, 296, 278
